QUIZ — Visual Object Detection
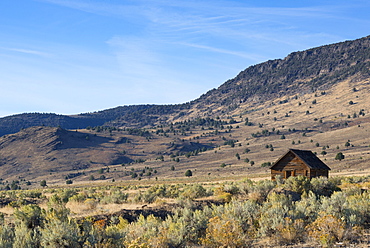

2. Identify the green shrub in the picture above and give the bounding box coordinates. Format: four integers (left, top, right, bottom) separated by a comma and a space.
40, 219, 81, 247
182, 184, 208, 199
100, 189, 129, 204
0, 222, 14, 248
284, 176, 311, 195
310, 177, 340, 196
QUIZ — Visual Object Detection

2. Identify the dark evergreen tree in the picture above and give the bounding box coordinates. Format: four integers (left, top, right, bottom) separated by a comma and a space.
185, 170, 192, 177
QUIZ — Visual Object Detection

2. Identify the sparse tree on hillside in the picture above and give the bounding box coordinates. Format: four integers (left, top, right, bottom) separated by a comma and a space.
335, 152, 345, 161
40, 180, 47, 187
185, 170, 192, 177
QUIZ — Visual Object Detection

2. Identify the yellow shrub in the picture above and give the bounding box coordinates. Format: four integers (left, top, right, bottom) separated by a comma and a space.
84, 198, 97, 210
124, 237, 151, 248
217, 192, 232, 203
200, 215, 248, 247
276, 217, 305, 244
307, 214, 345, 247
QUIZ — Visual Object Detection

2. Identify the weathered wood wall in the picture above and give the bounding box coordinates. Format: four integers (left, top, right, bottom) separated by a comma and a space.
311, 169, 329, 178
271, 151, 329, 180
271, 153, 310, 179
271, 155, 328, 179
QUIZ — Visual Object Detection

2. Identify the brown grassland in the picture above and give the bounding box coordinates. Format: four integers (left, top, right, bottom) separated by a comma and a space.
15, 77, 369, 187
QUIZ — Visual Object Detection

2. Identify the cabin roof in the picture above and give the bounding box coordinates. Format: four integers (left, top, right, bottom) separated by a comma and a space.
270, 149, 331, 170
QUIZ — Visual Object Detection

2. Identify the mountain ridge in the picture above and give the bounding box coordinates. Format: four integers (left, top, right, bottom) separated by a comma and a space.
1, 35, 369, 136
196, 35, 370, 107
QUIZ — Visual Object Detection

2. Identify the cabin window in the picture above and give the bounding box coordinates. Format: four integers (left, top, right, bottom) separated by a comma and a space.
285, 171, 292, 178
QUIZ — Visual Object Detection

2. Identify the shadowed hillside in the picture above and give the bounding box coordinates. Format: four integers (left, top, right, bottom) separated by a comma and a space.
0, 126, 133, 180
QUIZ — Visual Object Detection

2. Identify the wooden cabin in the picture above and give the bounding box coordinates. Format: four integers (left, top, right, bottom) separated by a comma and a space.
270, 149, 331, 180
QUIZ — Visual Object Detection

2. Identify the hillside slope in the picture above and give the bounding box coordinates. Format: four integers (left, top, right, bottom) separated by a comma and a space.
1, 36, 369, 136
192, 35, 370, 111
2, 76, 370, 187
0, 126, 134, 180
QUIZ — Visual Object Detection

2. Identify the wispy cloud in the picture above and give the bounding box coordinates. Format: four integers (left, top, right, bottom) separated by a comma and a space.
42, 0, 352, 83
178, 42, 264, 61
39, 0, 345, 53
29, 1, 364, 69
39, 0, 147, 21
106, 36, 162, 78
0, 47, 52, 57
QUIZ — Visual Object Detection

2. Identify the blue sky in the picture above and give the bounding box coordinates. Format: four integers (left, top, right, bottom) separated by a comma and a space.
0, 0, 370, 117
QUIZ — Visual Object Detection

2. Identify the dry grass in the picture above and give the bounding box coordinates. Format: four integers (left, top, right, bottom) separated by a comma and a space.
0, 205, 15, 223
0, 205, 14, 216
66, 200, 160, 218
